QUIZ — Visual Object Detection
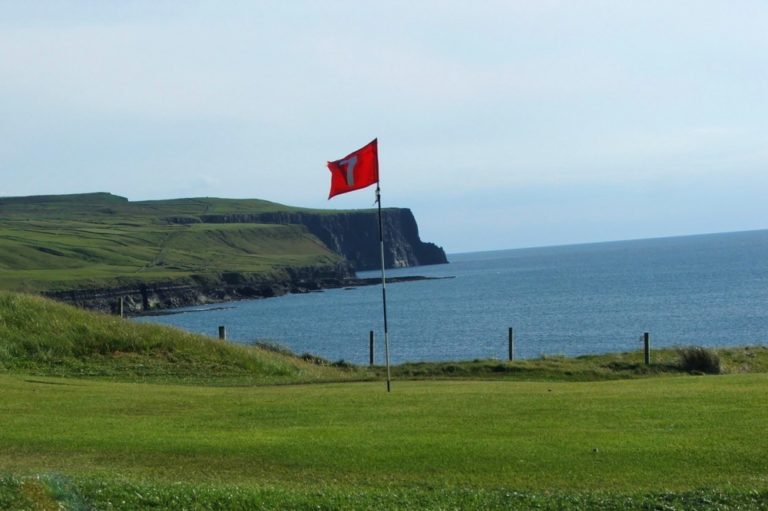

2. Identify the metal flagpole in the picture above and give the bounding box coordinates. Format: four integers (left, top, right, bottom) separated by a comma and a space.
375, 184, 392, 392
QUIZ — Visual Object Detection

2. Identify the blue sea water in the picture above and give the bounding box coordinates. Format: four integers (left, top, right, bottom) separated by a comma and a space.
135, 229, 768, 364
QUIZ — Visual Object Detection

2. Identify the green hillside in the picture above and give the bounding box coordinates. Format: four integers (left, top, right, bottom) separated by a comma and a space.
0, 193, 342, 292
0, 291, 361, 384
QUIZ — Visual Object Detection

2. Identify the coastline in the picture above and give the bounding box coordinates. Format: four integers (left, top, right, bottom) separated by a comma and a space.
44, 269, 452, 316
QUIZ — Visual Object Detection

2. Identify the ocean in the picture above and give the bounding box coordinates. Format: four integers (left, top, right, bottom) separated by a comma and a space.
134, 229, 768, 364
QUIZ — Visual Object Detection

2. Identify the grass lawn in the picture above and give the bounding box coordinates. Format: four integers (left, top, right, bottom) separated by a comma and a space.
1, 373, 767, 509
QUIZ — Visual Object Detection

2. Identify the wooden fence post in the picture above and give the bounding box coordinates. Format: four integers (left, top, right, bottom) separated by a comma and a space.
369, 330, 375, 366
508, 327, 515, 361
643, 332, 651, 365
218, 325, 226, 341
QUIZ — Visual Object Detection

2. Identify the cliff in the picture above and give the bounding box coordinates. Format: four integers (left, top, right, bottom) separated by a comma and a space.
43, 263, 354, 314
0, 193, 447, 312
193, 208, 448, 270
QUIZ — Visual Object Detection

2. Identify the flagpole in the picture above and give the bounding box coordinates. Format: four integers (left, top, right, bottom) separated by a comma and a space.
375, 184, 392, 393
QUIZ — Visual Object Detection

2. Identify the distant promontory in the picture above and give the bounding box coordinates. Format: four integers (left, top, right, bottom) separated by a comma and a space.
0, 193, 447, 312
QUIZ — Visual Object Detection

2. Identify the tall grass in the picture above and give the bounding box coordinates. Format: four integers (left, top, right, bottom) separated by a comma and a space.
0, 291, 361, 384
677, 346, 721, 374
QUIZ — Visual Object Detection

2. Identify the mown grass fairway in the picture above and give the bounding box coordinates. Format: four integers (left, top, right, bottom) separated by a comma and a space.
2, 374, 767, 493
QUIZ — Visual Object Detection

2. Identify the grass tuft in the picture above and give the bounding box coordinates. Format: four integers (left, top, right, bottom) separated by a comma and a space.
677, 346, 721, 374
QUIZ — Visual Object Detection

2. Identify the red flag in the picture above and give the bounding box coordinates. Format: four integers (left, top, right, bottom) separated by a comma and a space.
327, 139, 379, 199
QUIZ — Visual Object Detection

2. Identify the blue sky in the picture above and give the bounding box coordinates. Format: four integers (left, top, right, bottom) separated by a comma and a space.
1, 1, 766, 252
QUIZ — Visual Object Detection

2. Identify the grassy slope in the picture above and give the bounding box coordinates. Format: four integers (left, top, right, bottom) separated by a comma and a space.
0, 291, 361, 385
0, 193, 342, 292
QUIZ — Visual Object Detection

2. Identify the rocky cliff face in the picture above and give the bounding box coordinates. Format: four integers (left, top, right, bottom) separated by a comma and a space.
196, 208, 448, 270
44, 263, 354, 314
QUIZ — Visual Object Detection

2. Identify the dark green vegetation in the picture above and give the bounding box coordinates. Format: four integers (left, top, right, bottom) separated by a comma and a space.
677, 345, 722, 374
2, 292, 768, 509
0, 193, 342, 292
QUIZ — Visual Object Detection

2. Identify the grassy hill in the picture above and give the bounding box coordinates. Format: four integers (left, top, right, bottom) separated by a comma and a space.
0, 291, 362, 385
0, 193, 342, 292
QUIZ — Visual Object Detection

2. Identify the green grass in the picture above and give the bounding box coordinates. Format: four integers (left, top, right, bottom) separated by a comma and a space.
0, 291, 362, 385
0, 193, 344, 292
387, 345, 768, 380
2, 476, 767, 511
3, 291, 768, 508
1, 375, 767, 509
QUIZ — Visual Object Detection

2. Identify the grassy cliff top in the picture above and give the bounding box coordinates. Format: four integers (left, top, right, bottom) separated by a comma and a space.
0, 291, 362, 384
0, 192, 288, 216
0, 192, 370, 220
0, 193, 350, 292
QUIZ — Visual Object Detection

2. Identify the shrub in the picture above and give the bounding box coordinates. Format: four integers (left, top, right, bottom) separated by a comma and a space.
677, 346, 721, 374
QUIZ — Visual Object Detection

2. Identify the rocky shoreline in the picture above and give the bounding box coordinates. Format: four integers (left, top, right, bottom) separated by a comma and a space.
44, 264, 451, 316
43, 263, 351, 315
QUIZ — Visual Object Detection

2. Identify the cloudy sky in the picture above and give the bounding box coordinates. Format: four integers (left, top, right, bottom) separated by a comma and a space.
1, 1, 766, 252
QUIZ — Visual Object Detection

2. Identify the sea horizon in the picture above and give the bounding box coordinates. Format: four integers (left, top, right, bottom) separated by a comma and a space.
446, 227, 768, 258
